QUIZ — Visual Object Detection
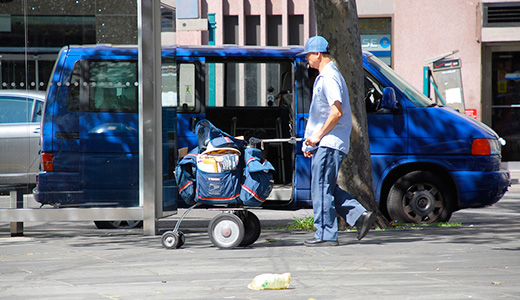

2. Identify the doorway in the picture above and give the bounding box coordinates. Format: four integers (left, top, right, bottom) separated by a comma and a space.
490, 51, 520, 161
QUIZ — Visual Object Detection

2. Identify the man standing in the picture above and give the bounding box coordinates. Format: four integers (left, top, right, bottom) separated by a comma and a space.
301, 36, 374, 247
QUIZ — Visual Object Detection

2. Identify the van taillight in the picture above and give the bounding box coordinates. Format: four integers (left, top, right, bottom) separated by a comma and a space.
42, 152, 54, 171
471, 139, 491, 155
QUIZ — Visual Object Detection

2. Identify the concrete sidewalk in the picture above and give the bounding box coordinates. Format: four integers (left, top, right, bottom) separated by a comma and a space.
0, 168, 518, 299
2, 187, 520, 300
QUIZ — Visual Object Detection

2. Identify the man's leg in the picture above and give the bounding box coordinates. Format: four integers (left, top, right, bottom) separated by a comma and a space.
329, 150, 366, 226
334, 187, 366, 226
310, 147, 339, 241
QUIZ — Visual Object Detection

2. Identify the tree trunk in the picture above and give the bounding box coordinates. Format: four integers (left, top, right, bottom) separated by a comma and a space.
313, 0, 389, 228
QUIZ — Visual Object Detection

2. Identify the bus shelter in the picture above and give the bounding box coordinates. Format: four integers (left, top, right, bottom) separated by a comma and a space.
0, 0, 173, 236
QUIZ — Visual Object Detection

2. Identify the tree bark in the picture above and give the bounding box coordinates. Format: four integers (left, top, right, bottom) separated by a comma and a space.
313, 0, 389, 228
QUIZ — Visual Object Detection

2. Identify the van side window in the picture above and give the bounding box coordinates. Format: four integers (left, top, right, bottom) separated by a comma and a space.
178, 63, 196, 110
208, 61, 292, 107
161, 60, 177, 108
67, 60, 138, 113
364, 71, 385, 113
67, 62, 81, 112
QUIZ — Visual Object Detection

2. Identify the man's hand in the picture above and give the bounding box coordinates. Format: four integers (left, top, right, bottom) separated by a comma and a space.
303, 150, 314, 158
304, 135, 320, 148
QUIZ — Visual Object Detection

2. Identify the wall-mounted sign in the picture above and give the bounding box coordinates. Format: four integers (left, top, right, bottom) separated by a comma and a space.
361, 34, 391, 52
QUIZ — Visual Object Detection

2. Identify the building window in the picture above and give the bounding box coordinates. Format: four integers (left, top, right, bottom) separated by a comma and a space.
483, 2, 520, 27
0, 15, 96, 48
224, 16, 238, 45
161, 7, 176, 32
288, 15, 304, 45
246, 15, 260, 45
359, 18, 392, 66
267, 15, 282, 46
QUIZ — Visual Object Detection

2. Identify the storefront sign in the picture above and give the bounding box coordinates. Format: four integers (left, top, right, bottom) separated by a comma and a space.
361, 34, 391, 52
465, 109, 477, 119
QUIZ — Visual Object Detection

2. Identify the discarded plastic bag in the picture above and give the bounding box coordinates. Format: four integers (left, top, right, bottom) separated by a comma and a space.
247, 272, 291, 290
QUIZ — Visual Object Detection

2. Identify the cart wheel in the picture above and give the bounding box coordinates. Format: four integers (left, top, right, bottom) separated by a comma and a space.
208, 213, 244, 249
236, 211, 261, 247
162, 231, 184, 249
177, 231, 186, 248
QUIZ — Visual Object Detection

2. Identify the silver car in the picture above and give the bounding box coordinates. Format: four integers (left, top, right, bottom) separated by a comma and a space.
0, 90, 45, 191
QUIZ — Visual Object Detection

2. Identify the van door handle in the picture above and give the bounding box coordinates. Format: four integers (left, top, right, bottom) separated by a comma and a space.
33, 127, 40, 134
55, 132, 79, 139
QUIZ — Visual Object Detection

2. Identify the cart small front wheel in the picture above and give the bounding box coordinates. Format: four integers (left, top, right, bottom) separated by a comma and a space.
162, 231, 184, 249
208, 213, 244, 249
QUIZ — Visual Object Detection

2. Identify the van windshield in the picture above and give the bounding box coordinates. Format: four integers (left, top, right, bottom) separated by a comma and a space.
366, 54, 434, 107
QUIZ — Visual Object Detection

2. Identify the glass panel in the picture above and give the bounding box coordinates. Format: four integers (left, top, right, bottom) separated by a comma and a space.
359, 18, 392, 66
0, 0, 141, 211
86, 61, 138, 112
68, 60, 138, 113
209, 61, 289, 108
1, 1, 177, 218
161, 60, 177, 107
367, 54, 433, 107
491, 51, 520, 161
178, 63, 196, 110
161, 55, 177, 213
0, 97, 33, 123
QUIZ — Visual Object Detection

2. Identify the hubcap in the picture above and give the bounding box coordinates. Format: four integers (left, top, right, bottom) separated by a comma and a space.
221, 226, 232, 238
403, 183, 443, 222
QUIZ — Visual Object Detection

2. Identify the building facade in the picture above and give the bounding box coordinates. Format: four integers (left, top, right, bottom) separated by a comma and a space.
174, 0, 520, 161
1, 0, 519, 161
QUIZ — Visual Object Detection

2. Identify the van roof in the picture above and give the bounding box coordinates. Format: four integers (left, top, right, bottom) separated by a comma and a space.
64, 44, 306, 59
63, 44, 373, 59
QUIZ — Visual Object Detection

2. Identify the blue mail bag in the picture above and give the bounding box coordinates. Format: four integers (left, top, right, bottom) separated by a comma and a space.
240, 147, 275, 207
196, 119, 247, 152
175, 147, 199, 206
196, 147, 242, 206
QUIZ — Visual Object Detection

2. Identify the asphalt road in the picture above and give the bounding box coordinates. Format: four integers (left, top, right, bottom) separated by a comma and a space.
1, 180, 520, 299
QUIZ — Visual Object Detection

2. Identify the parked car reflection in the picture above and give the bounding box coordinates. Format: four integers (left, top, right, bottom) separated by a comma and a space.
0, 89, 45, 193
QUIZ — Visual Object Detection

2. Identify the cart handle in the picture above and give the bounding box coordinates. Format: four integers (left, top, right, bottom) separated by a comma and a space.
248, 137, 305, 150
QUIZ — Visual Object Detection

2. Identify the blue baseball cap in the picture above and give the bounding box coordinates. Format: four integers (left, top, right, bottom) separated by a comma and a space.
300, 36, 329, 55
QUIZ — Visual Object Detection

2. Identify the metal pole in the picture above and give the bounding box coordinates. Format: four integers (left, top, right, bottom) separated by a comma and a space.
9, 189, 24, 236
138, 0, 163, 235
208, 13, 216, 107
423, 66, 430, 98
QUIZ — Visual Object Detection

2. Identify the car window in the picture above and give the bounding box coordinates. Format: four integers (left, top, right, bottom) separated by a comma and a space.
32, 99, 43, 122
0, 96, 33, 123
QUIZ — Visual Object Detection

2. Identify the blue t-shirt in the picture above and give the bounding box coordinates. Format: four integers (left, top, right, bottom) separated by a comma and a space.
302, 61, 352, 155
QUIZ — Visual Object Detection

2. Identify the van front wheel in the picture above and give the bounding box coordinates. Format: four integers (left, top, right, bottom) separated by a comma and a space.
387, 171, 453, 224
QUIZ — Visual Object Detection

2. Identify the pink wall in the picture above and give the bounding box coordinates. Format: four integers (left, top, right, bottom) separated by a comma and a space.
393, 0, 482, 114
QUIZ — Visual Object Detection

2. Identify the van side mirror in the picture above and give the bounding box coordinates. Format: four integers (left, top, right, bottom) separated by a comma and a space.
381, 87, 400, 111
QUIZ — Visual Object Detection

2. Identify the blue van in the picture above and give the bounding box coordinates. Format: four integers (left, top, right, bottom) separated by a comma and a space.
34, 45, 510, 225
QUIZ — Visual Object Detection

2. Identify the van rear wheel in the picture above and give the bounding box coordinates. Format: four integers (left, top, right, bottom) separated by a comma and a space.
387, 171, 453, 224
94, 220, 143, 229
